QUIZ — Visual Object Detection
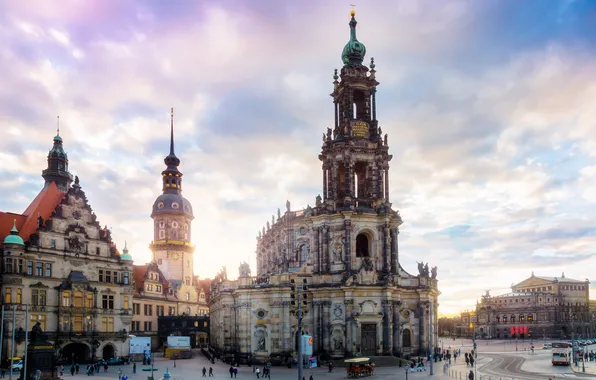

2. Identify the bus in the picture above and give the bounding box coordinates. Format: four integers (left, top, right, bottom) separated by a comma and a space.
552, 342, 572, 366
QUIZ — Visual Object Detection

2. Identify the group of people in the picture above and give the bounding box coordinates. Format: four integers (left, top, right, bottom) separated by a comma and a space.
201, 367, 214, 377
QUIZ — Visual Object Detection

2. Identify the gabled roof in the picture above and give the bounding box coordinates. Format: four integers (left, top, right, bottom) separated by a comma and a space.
132, 263, 170, 296
0, 181, 65, 247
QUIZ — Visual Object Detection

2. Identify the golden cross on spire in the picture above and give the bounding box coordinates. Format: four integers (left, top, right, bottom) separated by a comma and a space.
350, 4, 356, 17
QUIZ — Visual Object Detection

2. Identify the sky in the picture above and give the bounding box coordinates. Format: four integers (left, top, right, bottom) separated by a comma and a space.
0, 0, 595, 315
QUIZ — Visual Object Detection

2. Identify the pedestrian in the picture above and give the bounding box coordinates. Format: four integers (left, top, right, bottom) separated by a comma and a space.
229, 366, 234, 378
105, 364, 109, 373
328, 362, 333, 373
468, 370, 474, 380
309, 375, 314, 380
133, 363, 136, 374
1, 368, 5, 378
76, 364, 80, 375
233, 367, 238, 378
255, 367, 260, 378
469, 356, 474, 367
118, 368, 123, 380
71, 366, 75, 376
122, 375, 128, 380
209, 367, 214, 377
202, 367, 207, 377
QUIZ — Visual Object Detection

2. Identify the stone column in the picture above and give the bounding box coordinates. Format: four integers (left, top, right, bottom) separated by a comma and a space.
314, 227, 320, 273
382, 301, 392, 354
334, 101, 339, 130
344, 220, 352, 273
313, 301, 320, 352
346, 309, 353, 355
383, 225, 390, 273
371, 89, 377, 121
323, 225, 330, 273
384, 167, 389, 202
323, 165, 328, 201
331, 162, 339, 202
393, 302, 400, 355
390, 228, 398, 274
322, 301, 331, 352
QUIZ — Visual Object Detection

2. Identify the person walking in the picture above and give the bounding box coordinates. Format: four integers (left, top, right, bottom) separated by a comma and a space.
209, 367, 214, 377
71, 365, 75, 376
202, 367, 207, 377
255, 367, 260, 378
76, 364, 80, 375
468, 370, 474, 380
233, 367, 238, 378
133, 363, 136, 374
117, 368, 123, 380
309, 375, 314, 380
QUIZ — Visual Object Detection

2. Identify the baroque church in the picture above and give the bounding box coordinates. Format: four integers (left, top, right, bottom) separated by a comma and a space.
209, 11, 439, 363
0, 131, 134, 362
131, 110, 210, 349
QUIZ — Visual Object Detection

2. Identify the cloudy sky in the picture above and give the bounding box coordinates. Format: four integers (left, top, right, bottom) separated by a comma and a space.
1, 0, 595, 315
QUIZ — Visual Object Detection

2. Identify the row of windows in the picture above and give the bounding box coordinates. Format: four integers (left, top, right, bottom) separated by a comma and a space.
157, 221, 189, 230
134, 303, 175, 316
495, 314, 535, 323
498, 297, 554, 303
157, 230, 189, 240
146, 284, 162, 292
4, 258, 52, 277
130, 321, 152, 331
98, 270, 130, 285
31, 314, 115, 333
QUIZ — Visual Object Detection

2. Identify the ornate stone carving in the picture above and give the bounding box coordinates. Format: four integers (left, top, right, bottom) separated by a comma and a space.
332, 304, 344, 319
239, 262, 251, 278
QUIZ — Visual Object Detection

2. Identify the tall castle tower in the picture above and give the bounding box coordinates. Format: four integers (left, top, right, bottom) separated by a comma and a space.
150, 109, 195, 282
41, 120, 73, 192
321, 10, 391, 212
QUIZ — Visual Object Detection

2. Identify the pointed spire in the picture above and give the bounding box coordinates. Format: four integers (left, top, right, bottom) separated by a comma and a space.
10, 219, 18, 234
341, 5, 366, 66
123, 240, 129, 253
170, 107, 175, 156
56, 115, 60, 136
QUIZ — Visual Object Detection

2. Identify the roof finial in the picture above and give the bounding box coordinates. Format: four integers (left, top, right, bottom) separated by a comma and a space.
350, 4, 356, 17
57, 115, 60, 136
170, 107, 175, 156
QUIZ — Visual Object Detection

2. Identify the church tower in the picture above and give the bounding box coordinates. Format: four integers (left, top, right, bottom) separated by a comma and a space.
41, 118, 73, 192
320, 9, 392, 212
150, 109, 195, 283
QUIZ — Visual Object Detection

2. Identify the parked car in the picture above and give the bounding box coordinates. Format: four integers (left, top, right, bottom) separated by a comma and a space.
11, 360, 23, 371
543, 343, 552, 349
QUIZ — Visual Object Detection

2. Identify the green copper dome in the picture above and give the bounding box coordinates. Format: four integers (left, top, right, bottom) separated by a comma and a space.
341, 11, 366, 66
3, 220, 24, 246
120, 241, 133, 261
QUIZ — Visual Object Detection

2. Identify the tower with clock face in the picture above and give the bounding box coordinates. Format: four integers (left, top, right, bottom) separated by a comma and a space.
150, 110, 195, 283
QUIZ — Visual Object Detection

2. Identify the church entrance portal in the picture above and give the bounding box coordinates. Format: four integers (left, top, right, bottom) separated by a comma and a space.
361, 323, 377, 356
63, 343, 90, 363
102, 344, 115, 360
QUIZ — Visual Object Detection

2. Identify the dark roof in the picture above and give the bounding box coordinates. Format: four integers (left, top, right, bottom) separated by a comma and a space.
68, 271, 89, 282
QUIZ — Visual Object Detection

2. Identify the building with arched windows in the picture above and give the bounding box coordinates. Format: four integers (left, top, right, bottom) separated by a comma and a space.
209, 11, 439, 363
131, 110, 210, 349
458, 272, 592, 340
0, 132, 133, 363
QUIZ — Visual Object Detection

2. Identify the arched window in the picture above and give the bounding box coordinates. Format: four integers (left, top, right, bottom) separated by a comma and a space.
356, 234, 369, 257
510, 314, 516, 323
402, 329, 411, 347
185, 292, 190, 301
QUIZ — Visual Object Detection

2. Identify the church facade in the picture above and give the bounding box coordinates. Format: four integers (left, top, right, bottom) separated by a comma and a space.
209, 12, 439, 363
0, 133, 133, 363
131, 110, 210, 349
